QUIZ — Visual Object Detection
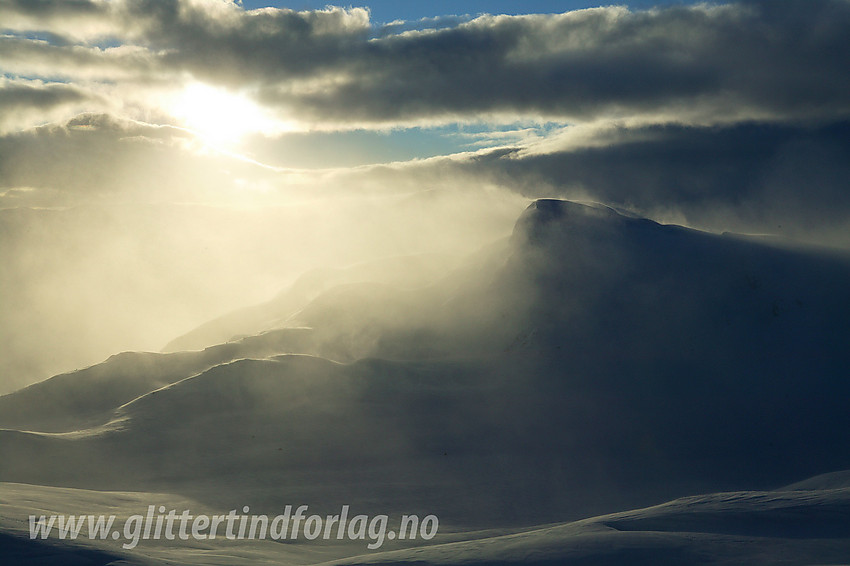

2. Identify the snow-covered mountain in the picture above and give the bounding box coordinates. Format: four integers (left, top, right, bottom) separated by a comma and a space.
3, 199, 850, 564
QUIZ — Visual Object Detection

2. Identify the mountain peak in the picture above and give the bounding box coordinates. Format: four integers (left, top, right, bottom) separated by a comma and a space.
513, 198, 650, 246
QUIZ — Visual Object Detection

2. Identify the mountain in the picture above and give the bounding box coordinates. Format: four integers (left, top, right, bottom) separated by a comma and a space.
0, 329, 315, 433
3, 199, 850, 564
162, 253, 459, 353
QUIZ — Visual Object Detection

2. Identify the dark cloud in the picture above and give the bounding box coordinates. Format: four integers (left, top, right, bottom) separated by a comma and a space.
0, 81, 92, 111
0, 1, 370, 85
3, 1, 849, 128
0, 35, 160, 81
221, 1, 850, 125
339, 0, 848, 124
0, 0, 107, 19
388, 120, 850, 244
130, 2, 371, 83
0, 80, 104, 132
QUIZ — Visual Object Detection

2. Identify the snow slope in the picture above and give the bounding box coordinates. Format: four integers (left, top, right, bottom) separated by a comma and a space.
3, 481, 850, 566
330, 487, 850, 566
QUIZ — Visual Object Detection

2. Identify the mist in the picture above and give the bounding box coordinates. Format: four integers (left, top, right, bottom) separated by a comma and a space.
0, 177, 525, 393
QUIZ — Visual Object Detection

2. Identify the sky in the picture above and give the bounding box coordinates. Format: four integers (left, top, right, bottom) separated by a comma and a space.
2, 0, 849, 229
1, 0, 705, 170
1, 0, 850, 391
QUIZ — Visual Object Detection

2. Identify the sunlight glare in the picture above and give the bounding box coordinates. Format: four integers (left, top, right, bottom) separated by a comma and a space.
169, 83, 279, 146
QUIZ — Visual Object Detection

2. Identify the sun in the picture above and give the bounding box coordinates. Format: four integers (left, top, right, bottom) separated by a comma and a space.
169, 82, 275, 146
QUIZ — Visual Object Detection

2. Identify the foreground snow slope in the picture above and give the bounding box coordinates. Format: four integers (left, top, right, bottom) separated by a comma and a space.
3, 480, 850, 566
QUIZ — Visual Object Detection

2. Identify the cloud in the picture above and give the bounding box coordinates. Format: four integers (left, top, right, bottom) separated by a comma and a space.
2, 0, 849, 131
0, 35, 161, 81
0, 112, 290, 206
0, 79, 105, 133
375, 14, 474, 38
379, 119, 850, 245
1, 0, 372, 75
2, 0, 849, 242
286, 0, 850, 127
